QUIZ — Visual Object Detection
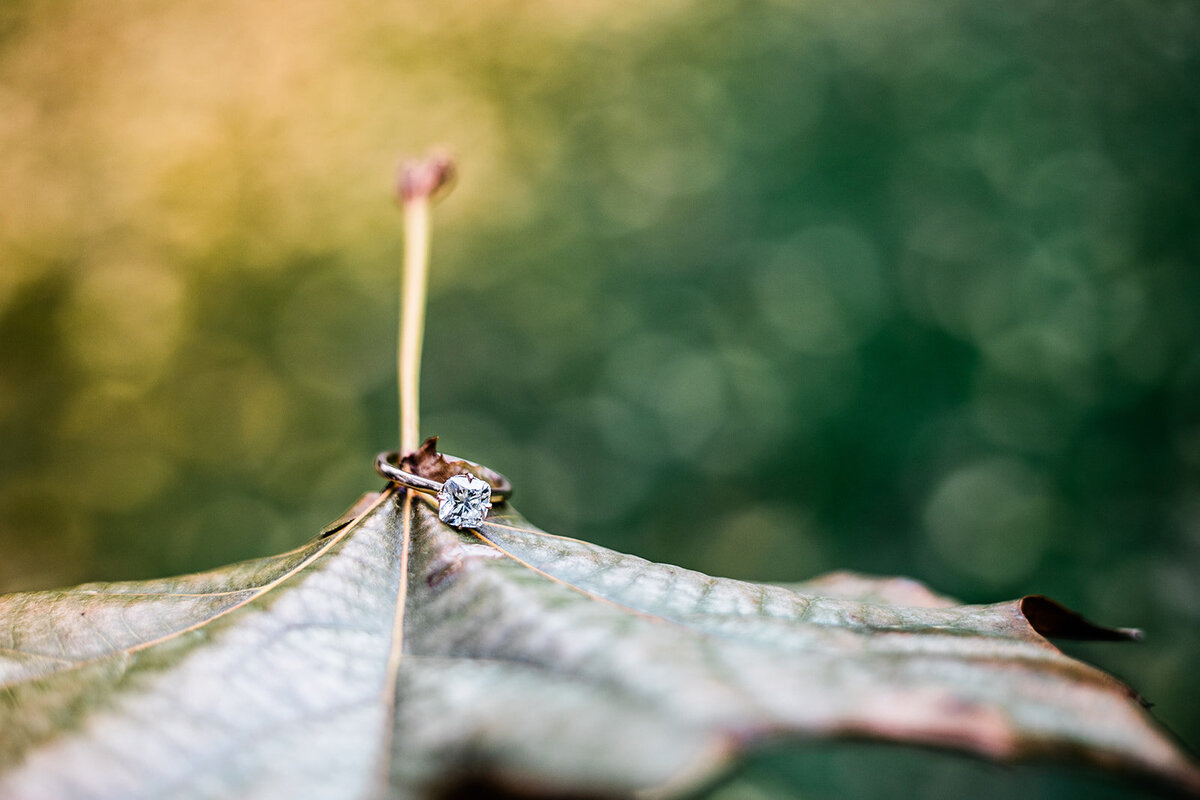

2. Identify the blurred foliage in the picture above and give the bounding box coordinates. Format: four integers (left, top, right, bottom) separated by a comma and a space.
1, 0, 1198, 795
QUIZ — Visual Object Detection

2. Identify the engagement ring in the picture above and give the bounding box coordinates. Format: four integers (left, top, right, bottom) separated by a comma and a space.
375, 450, 512, 529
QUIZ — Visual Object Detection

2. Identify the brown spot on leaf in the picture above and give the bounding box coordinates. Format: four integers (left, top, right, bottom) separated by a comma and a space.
427, 555, 463, 590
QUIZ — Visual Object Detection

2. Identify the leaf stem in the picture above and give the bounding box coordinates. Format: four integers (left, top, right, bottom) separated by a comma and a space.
396, 154, 455, 454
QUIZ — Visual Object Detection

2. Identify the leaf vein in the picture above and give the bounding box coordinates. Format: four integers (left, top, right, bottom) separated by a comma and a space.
0, 490, 394, 690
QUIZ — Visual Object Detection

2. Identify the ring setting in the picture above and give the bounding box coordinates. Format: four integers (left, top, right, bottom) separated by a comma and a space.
374, 448, 511, 530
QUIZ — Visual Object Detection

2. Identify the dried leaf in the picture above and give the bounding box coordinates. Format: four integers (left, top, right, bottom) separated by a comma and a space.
1, 487, 1197, 799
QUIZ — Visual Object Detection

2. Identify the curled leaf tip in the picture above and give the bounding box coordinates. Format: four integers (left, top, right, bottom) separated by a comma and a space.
409, 435, 441, 460
1019, 595, 1142, 642
1121, 626, 1146, 642
399, 436, 443, 477
398, 151, 457, 204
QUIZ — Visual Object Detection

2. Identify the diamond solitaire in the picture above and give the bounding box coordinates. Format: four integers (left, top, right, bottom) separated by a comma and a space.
436, 473, 493, 528
374, 449, 511, 529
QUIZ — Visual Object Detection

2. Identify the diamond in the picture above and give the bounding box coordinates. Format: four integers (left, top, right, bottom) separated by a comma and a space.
436, 473, 492, 529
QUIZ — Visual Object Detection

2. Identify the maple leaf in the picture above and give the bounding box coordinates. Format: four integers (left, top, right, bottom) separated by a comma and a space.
2, 445, 1198, 799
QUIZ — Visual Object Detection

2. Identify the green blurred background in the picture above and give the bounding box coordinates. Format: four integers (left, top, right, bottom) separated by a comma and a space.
1, 0, 1197, 796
